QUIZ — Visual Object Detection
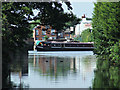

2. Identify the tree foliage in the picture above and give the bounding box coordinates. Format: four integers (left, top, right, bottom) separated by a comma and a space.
30, 2, 80, 33
64, 13, 81, 30
2, 2, 79, 51
92, 2, 120, 89
2, 2, 80, 88
92, 58, 120, 89
81, 28, 93, 42
73, 29, 93, 42
92, 2, 120, 65
2, 2, 33, 51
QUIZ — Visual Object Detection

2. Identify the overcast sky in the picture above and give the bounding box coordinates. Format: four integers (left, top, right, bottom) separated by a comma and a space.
62, 1, 95, 18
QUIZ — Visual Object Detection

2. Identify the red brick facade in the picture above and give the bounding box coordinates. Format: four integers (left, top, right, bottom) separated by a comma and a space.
33, 25, 57, 41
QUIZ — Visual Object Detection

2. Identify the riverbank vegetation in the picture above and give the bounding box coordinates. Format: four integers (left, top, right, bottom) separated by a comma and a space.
2, 2, 80, 51
92, 2, 120, 89
92, 2, 120, 66
93, 58, 120, 89
81, 28, 93, 42
74, 28, 93, 42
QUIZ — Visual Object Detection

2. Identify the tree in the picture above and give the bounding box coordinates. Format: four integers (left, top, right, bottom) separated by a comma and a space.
28, 2, 80, 39
92, 2, 120, 89
29, 2, 80, 38
2, 1, 75, 88
92, 2, 120, 65
2, 2, 34, 51
81, 28, 93, 42
2, 1, 75, 51
64, 13, 81, 29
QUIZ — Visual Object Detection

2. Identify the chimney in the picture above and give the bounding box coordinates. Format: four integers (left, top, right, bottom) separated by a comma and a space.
82, 14, 86, 18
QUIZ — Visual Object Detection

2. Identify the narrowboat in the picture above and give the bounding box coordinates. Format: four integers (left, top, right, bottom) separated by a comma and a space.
35, 41, 94, 51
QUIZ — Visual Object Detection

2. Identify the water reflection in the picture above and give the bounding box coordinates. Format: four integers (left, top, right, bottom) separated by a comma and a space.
10, 51, 96, 88
92, 59, 120, 89
10, 51, 29, 88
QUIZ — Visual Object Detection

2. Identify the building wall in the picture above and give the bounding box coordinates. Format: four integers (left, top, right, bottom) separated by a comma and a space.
64, 33, 70, 39
33, 25, 57, 41
75, 24, 80, 36
75, 17, 92, 36
80, 18, 92, 35
33, 25, 76, 43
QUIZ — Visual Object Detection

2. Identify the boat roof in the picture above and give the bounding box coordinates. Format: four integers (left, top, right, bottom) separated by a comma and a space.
42, 41, 94, 44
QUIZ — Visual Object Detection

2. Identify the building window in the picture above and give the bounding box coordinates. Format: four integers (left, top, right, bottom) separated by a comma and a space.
42, 29, 46, 35
46, 30, 50, 34
36, 30, 39, 35
42, 37, 44, 40
36, 37, 39, 40
51, 29, 55, 35
52, 37, 56, 40
65, 36, 70, 39
46, 26, 50, 29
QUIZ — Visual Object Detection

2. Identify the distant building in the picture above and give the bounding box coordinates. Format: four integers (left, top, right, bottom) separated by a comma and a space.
33, 25, 76, 45
75, 14, 92, 36
63, 26, 75, 39
63, 28, 71, 39
33, 25, 57, 42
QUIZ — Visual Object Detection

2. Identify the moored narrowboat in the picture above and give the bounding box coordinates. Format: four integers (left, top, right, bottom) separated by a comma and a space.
35, 41, 94, 51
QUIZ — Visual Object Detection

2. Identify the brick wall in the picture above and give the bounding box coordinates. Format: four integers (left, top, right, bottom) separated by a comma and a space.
34, 25, 57, 41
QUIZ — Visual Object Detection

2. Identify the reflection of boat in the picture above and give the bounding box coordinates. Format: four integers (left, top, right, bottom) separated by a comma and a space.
35, 41, 94, 51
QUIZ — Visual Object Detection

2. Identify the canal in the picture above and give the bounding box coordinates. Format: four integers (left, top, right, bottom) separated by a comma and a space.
9, 51, 97, 88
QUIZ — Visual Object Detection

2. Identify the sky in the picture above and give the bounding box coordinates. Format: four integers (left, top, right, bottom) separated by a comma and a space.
62, 1, 95, 18
33, 1, 95, 19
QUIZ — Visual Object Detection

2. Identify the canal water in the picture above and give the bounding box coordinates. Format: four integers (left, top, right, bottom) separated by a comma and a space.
10, 51, 97, 88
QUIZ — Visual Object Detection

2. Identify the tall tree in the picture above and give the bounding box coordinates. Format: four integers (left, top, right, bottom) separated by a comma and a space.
2, 1, 74, 51
2, 2, 75, 88
2, 2, 34, 51
92, 2, 120, 64
92, 2, 120, 89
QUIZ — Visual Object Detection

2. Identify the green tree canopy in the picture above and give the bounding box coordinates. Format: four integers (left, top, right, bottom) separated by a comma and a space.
2, 1, 80, 51
2, 2, 33, 51
92, 2, 120, 64
29, 2, 80, 33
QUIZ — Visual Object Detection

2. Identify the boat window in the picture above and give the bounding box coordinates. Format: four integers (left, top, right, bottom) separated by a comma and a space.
52, 37, 56, 40
72, 44, 76, 47
46, 26, 50, 29
56, 44, 60, 47
51, 44, 55, 47
65, 44, 71, 47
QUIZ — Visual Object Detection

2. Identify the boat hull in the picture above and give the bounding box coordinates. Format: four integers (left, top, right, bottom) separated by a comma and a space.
36, 46, 94, 51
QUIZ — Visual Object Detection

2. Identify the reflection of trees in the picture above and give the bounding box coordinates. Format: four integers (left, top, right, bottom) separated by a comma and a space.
81, 56, 96, 73
29, 55, 97, 83
73, 58, 77, 73
32, 56, 75, 78
92, 59, 120, 89
2, 50, 29, 89
10, 51, 28, 76
2, 51, 12, 89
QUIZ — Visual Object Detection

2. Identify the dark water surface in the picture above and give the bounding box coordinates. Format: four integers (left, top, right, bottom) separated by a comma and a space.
10, 51, 97, 88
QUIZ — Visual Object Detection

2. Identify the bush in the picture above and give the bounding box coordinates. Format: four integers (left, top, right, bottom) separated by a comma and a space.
81, 28, 93, 42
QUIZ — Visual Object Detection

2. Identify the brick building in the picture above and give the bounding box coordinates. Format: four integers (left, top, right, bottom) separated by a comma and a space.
33, 25, 57, 41
33, 25, 74, 44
